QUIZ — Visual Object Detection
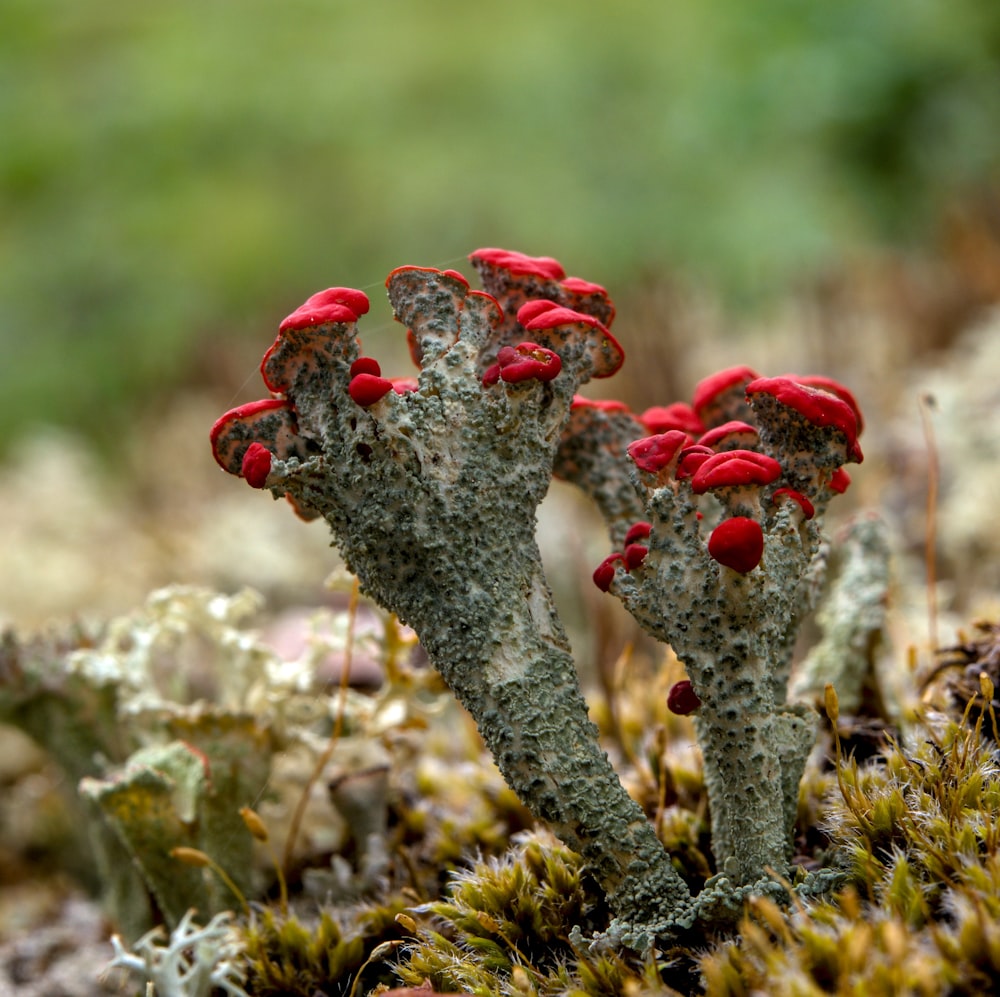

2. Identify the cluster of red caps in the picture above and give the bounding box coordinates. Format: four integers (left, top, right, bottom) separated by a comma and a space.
590, 367, 863, 716
210, 249, 632, 502
594, 364, 862, 585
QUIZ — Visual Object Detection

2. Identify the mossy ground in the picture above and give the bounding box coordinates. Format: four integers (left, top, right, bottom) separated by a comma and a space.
3, 565, 1000, 995
223, 636, 1000, 997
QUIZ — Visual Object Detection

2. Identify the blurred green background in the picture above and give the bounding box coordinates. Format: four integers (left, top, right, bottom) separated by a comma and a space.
3, 0, 1000, 455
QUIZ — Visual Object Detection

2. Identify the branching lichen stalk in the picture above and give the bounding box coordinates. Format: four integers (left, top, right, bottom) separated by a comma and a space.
211, 254, 694, 946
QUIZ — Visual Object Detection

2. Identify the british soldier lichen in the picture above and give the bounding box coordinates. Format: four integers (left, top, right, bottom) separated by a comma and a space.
588, 368, 864, 890
210, 249, 863, 947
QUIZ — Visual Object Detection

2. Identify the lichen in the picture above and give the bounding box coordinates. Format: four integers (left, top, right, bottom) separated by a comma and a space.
209, 248, 868, 947
106, 908, 248, 997
589, 369, 863, 893
211, 251, 695, 945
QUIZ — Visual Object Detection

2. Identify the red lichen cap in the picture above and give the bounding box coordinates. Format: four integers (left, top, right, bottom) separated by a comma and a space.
627, 431, 689, 474
558, 276, 616, 327
209, 398, 306, 475
569, 396, 631, 414
593, 552, 625, 592
481, 362, 501, 387
667, 679, 702, 715
690, 449, 782, 494
517, 303, 625, 379
745, 376, 863, 463
241, 442, 272, 489
471, 248, 616, 340
278, 287, 370, 333
516, 299, 561, 325
828, 467, 852, 494
469, 248, 566, 281
560, 276, 607, 296
708, 516, 765, 573
692, 366, 760, 421
771, 487, 816, 520
640, 403, 705, 437
349, 372, 394, 406
697, 420, 759, 451
262, 287, 370, 395
624, 521, 652, 545
624, 543, 648, 570
496, 342, 562, 383
349, 356, 382, 378
793, 374, 864, 434
676, 444, 715, 480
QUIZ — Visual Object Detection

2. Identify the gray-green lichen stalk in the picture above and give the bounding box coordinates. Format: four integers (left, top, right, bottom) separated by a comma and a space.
210, 254, 694, 947
595, 372, 864, 890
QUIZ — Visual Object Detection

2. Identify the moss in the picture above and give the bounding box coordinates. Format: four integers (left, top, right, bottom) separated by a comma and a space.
393, 831, 697, 996
700, 702, 1000, 995
240, 901, 415, 997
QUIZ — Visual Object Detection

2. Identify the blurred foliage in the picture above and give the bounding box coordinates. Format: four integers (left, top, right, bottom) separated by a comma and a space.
2, 0, 1000, 453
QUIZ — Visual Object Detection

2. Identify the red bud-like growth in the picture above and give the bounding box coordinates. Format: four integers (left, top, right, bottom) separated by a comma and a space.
708, 517, 765, 573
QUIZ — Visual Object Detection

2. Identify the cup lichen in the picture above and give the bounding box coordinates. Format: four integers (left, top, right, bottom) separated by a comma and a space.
209, 248, 864, 947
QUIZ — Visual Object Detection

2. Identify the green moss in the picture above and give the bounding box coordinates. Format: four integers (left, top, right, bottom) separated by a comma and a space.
701, 705, 1000, 995
394, 831, 692, 996
242, 902, 409, 997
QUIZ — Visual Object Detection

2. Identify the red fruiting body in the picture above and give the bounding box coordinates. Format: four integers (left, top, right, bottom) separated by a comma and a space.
793, 374, 864, 434
516, 299, 561, 325
261, 286, 371, 395
241, 442, 272, 488
691, 449, 782, 494
278, 287, 370, 332
469, 248, 566, 281
516, 303, 625, 378
350, 356, 382, 378
482, 363, 501, 386
593, 552, 625, 592
676, 445, 715, 480
496, 342, 562, 383
558, 276, 617, 326
697, 420, 759, 450
624, 543, 648, 570
349, 372, 393, 406
745, 376, 863, 463
708, 517, 765, 573
385, 264, 470, 289
560, 276, 607, 296
440, 268, 470, 286
640, 403, 704, 437
667, 679, 702, 716
624, 521, 652, 545
209, 398, 302, 474
772, 487, 816, 520
570, 396, 630, 414
391, 377, 419, 393
829, 467, 852, 493
692, 366, 760, 419
627, 431, 689, 474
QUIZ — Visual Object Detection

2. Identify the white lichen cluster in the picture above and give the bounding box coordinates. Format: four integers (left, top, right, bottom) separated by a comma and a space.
2, 580, 435, 944
106, 909, 248, 997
